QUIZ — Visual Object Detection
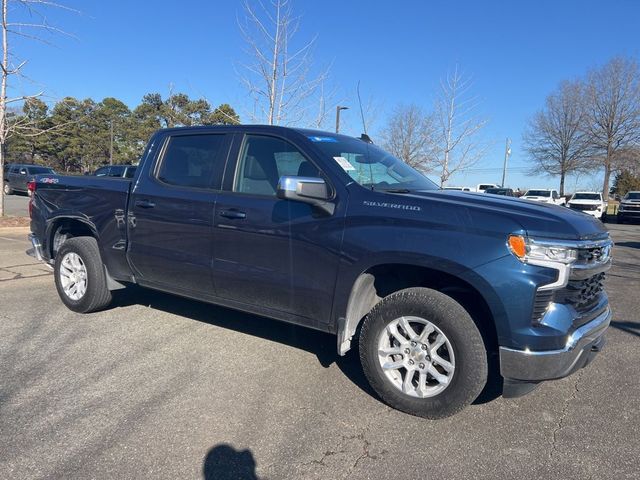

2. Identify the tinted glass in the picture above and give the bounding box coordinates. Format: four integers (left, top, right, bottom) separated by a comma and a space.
625, 192, 640, 200
124, 166, 137, 178
572, 193, 601, 200
95, 167, 109, 176
108, 166, 125, 177
235, 135, 320, 196
309, 135, 437, 191
27, 166, 54, 174
158, 134, 225, 188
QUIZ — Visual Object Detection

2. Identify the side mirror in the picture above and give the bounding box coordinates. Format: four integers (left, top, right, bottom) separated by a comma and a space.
276, 176, 335, 215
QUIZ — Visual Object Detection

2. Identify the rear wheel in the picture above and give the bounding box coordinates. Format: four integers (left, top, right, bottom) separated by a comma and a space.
3, 182, 13, 195
54, 236, 112, 313
359, 287, 487, 418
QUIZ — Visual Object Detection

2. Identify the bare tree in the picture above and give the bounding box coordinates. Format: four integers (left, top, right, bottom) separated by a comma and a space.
523, 80, 591, 195
238, 0, 329, 126
0, 0, 75, 216
380, 103, 437, 172
584, 56, 640, 199
433, 66, 488, 187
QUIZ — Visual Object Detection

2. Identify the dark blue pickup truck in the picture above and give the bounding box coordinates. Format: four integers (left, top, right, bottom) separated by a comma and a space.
27, 125, 613, 418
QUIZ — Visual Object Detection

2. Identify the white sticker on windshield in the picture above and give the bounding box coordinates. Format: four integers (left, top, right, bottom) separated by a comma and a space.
333, 156, 356, 171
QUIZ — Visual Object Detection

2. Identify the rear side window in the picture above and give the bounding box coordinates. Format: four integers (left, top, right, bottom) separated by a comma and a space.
157, 134, 226, 189
27, 166, 54, 175
95, 167, 109, 176
124, 166, 137, 178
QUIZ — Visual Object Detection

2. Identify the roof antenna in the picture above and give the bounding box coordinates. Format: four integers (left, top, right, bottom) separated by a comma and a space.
357, 80, 373, 143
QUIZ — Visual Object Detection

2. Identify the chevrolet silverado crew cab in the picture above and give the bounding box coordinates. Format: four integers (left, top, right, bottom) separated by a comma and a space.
568, 192, 607, 220
617, 191, 640, 224
521, 188, 566, 206
26, 125, 613, 418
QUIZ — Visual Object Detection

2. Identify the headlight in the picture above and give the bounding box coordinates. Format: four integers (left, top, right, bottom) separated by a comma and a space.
508, 235, 578, 265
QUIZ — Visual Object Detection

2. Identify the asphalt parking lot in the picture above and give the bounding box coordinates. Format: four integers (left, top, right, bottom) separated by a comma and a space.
0, 224, 638, 479
1, 194, 29, 217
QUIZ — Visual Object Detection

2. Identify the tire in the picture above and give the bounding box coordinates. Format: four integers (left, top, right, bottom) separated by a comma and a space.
54, 236, 112, 313
3, 182, 12, 195
359, 287, 487, 419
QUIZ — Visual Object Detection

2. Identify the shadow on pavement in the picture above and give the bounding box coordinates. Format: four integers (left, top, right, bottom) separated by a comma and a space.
615, 241, 640, 249
110, 286, 502, 407
610, 321, 640, 338
203, 444, 260, 480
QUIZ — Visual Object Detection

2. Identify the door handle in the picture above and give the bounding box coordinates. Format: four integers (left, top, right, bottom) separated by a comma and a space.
219, 209, 246, 219
135, 199, 156, 209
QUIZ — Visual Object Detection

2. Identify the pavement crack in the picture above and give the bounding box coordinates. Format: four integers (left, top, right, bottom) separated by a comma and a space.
549, 371, 583, 459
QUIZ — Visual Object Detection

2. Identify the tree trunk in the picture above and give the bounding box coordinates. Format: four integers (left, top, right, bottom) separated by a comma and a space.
602, 163, 611, 200
0, 141, 4, 217
559, 172, 565, 196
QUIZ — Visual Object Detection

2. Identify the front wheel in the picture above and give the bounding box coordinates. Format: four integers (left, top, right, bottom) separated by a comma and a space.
3, 182, 13, 195
54, 236, 112, 313
359, 287, 487, 418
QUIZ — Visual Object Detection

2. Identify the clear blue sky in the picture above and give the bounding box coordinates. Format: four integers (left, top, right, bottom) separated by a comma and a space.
10, 0, 640, 191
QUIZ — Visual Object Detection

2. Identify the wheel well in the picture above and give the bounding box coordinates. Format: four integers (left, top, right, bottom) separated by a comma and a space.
338, 264, 498, 356
48, 218, 96, 259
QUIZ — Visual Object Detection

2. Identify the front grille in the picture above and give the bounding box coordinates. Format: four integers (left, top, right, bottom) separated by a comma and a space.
531, 290, 554, 323
576, 245, 611, 265
622, 204, 640, 211
556, 273, 606, 310
570, 204, 598, 211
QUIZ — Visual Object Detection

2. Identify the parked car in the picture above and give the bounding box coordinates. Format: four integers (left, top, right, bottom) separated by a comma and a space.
567, 192, 607, 220
521, 188, 566, 206
617, 191, 640, 224
443, 186, 472, 192
484, 188, 515, 197
93, 165, 137, 178
3, 163, 55, 195
27, 125, 613, 418
476, 183, 499, 193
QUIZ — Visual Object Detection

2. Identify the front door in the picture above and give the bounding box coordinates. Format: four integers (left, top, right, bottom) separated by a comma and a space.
127, 132, 230, 297
212, 133, 344, 326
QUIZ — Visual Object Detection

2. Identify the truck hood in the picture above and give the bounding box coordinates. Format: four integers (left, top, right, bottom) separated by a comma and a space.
399, 190, 608, 240
568, 200, 603, 205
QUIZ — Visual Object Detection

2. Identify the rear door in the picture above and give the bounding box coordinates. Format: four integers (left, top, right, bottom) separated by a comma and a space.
127, 131, 231, 297
212, 132, 344, 326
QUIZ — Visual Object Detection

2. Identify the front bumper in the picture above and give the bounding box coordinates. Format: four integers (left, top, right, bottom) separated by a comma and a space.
499, 306, 611, 384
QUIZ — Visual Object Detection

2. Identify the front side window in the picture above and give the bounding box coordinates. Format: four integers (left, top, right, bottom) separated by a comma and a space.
95, 167, 109, 176
309, 135, 438, 192
235, 135, 320, 196
157, 134, 226, 189
108, 166, 125, 177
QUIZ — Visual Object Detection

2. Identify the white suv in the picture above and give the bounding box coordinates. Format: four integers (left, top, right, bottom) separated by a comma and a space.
567, 192, 606, 220
521, 189, 566, 206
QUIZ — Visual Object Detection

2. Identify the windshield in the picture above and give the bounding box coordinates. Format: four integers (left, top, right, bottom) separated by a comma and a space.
625, 192, 640, 200
308, 135, 438, 192
486, 188, 508, 195
572, 193, 601, 200
524, 190, 551, 197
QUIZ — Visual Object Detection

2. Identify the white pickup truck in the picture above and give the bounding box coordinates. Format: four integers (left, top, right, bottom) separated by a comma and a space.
521, 189, 566, 206
567, 192, 606, 220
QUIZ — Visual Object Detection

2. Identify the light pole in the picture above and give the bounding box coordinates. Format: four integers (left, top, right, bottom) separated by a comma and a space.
335, 106, 348, 133
501, 137, 511, 187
